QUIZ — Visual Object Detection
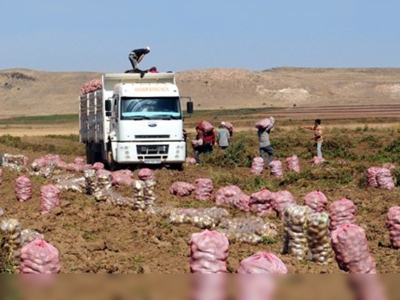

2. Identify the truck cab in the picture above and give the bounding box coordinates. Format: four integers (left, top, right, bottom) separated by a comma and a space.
80, 72, 193, 170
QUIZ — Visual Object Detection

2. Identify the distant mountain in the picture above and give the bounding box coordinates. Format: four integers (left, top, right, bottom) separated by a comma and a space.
1, 67, 400, 117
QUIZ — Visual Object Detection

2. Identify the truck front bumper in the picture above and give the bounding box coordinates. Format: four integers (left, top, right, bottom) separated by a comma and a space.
112, 141, 186, 164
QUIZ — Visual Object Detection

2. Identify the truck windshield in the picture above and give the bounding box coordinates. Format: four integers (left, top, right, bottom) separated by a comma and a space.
120, 97, 182, 120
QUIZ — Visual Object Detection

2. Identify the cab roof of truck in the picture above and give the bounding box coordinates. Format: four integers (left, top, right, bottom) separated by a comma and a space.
103, 72, 176, 84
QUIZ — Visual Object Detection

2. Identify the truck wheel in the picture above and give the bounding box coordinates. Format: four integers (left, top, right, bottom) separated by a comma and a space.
170, 163, 184, 171
107, 149, 119, 171
86, 143, 92, 164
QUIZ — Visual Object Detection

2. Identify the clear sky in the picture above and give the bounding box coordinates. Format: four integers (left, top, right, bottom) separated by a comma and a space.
1, 0, 400, 73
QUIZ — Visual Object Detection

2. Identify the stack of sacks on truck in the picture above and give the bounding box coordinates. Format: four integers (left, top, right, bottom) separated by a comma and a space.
170, 181, 195, 197
194, 178, 214, 201
250, 157, 264, 175
237, 252, 287, 300
366, 166, 395, 190
216, 216, 277, 244
286, 155, 300, 173
385, 206, 400, 248
80, 79, 102, 94
15, 175, 32, 202
215, 185, 250, 212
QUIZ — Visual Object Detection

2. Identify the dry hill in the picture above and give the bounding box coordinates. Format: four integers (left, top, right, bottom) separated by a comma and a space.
1, 68, 400, 117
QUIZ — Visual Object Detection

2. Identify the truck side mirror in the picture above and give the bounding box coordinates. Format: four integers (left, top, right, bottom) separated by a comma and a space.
187, 101, 193, 114
105, 99, 112, 112
105, 99, 112, 116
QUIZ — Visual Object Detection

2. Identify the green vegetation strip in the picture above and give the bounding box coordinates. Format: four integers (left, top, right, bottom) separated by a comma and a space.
0, 114, 78, 125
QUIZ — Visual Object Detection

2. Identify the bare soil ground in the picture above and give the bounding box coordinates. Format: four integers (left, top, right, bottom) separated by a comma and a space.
0, 67, 400, 282
0, 107, 399, 277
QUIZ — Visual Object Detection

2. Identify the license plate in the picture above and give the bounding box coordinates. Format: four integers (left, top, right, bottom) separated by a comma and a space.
144, 159, 161, 164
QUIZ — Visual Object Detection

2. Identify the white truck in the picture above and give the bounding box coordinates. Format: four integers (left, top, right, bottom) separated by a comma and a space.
79, 72, 193, 170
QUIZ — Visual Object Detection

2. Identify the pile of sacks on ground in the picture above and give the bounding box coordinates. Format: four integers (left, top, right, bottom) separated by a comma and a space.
189, 229, 387, 300
0, 218, 61, 275
366, 163, 396, 190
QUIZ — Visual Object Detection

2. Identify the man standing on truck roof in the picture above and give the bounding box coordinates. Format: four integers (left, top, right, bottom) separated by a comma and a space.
128, 46, 151, 76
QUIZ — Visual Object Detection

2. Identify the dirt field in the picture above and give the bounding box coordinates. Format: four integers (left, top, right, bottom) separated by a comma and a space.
0, 105, 399, 280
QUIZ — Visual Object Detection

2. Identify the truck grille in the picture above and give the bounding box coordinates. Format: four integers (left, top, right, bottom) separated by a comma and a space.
136, 145, 169, 155
135, 135, 170, 139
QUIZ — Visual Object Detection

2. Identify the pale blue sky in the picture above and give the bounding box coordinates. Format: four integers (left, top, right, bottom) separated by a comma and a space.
1, 0, 399, 73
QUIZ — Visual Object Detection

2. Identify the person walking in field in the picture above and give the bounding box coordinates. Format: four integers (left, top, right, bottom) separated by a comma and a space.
192, 126, 204, 165
128, 46, 151, 76
257, 116, 275, 167
301, 119, 323, 158
216, 122, 231, 150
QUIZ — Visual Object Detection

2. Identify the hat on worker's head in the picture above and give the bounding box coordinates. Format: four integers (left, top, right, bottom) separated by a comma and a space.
145, 46, 151, 52
221, 122, 226, 126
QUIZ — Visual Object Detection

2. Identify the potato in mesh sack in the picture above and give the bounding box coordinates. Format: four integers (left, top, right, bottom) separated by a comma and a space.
249, 189, 273, 216
237, 251, 287, 274
170, 181, 195, 197
190, 229, 229, 274
138, 168, 155, 181
270, 160, 283, 177
306, 212, 334, 265
286, 155, 300, 173
215, 185, 250, 212
169, 207, 229, 229
303, 190, 328, 212
237, 252, 287, 300
15, 175, 32, 202
217, 216, 277, 244
270, 190, 296, 219
282, 204, 312, 260
385, 206, 400, 249
250, 157, 264, 175
20, 237, 61, 274
194, 178, 214, 201
40, 184, 60, 214
329, 198, 356, 231
331, 223, 376, 274
0, 218, 23, 272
